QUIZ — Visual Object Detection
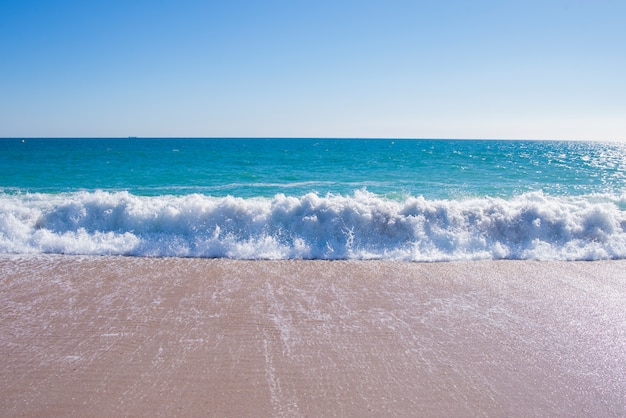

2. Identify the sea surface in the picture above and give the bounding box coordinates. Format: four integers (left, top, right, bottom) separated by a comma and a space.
1, 138, 625, 260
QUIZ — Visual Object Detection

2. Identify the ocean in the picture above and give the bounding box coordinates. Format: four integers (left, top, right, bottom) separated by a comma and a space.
1, 138, 625, 261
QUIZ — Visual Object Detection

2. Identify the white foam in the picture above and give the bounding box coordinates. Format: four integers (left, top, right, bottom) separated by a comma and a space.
1, 190, 625, 261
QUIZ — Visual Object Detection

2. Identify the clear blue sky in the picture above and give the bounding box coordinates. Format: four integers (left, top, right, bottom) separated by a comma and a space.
1, 0, 624, 140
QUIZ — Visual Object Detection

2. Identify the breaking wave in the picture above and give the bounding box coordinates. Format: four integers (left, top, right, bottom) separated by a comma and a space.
1, 190, 626, 261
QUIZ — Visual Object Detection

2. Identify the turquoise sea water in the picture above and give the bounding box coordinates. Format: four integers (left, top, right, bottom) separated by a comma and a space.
3, 138, 625, 198
1, 138, 625, 260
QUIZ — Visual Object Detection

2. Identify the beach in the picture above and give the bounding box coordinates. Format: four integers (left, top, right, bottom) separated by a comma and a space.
1, 255, 624, 416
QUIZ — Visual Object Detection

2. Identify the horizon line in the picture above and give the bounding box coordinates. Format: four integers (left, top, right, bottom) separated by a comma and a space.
2, 136, 622, 142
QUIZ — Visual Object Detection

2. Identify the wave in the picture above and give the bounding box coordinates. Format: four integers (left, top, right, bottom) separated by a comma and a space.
1, 190, 625, 261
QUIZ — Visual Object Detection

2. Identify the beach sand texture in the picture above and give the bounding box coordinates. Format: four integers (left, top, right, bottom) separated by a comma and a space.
1, 255, 625, 417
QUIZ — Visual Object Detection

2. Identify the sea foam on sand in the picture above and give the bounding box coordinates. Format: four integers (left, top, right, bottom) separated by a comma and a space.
0, 255, 625, 417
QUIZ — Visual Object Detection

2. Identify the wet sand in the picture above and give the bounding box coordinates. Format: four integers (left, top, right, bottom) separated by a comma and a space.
1, 255, 625, 417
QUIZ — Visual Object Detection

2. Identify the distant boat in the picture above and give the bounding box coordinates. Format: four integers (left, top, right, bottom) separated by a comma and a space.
128, 136, 138, 139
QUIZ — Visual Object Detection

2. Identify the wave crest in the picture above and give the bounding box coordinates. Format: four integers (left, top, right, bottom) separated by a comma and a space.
1, 190, 625, 261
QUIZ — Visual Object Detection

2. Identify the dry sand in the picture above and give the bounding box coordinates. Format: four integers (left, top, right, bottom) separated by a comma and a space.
1, 255, 625, 417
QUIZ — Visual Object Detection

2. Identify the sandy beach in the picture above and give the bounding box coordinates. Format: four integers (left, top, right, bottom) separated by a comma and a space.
1, 255, 624, 417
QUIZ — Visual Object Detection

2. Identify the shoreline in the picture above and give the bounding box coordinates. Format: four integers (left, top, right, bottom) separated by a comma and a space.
1, 255, 625, 416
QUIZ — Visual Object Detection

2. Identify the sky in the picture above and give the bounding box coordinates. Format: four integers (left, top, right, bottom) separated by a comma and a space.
0, 0, 624, 140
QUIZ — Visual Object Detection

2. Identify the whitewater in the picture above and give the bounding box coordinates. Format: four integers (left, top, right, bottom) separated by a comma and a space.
1, 190, 625, 261
1, 138, 625, 261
